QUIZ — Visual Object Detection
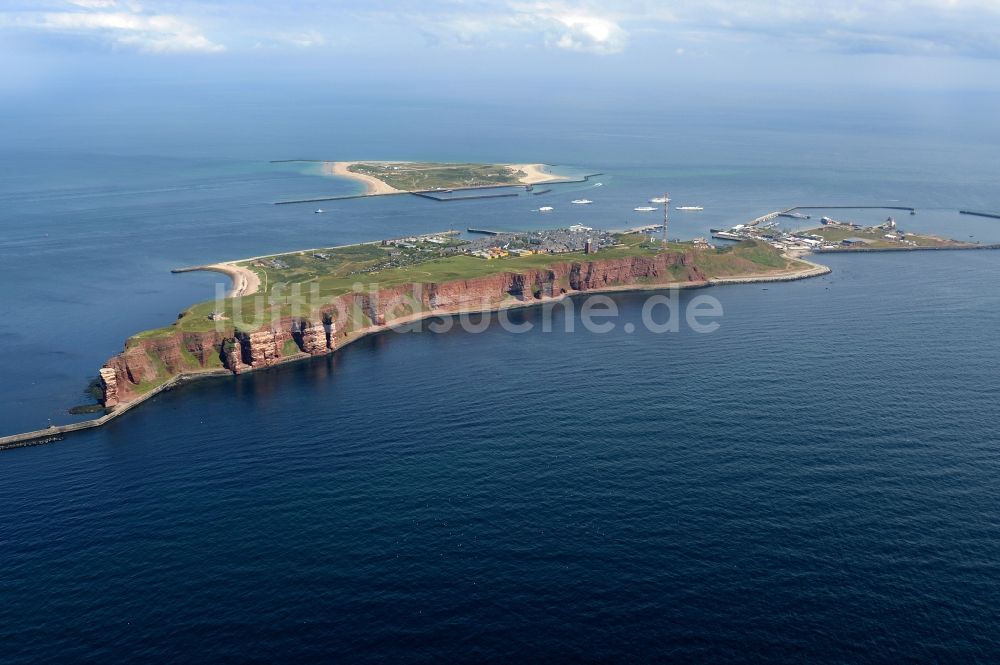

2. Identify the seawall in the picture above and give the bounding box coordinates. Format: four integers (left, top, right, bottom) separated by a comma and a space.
0, 370, 232, 450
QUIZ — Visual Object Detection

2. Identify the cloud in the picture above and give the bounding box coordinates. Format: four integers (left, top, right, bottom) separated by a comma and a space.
6, 1, 223, 53
6, 0, 1000, 61
66, 0, 119, 8
253, 29, 327, 50
544, 12, 628, 54
415, 2, 629, 55
675, 0, 1000, 59
504, 0, 1000, 59
281, 30, 325, 49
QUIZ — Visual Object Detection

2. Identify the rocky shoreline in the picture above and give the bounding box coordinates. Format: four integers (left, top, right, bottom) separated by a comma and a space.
1, 252, 829, 450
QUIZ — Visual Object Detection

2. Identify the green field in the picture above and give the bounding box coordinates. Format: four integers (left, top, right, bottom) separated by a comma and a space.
348, 162, 528, 190
135, 236, 798, 341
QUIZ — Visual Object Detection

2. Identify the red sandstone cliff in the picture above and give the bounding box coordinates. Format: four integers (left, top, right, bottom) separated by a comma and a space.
99, 253, 707, 406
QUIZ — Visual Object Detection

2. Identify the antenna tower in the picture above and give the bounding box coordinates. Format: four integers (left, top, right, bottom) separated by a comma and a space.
662, 192, 669, 244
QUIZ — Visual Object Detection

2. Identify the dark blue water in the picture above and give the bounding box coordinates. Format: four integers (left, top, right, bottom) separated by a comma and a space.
3, 252, 1000, 661
3, 92, 1000, 660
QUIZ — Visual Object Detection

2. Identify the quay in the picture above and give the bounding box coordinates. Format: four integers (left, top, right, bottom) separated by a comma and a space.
748, 211, 782, 226
609, 224, 663, 235
747, 205, 917, 227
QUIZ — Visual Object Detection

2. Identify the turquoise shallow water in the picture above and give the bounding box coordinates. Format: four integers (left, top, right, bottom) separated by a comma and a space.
2, 92, 1000, 660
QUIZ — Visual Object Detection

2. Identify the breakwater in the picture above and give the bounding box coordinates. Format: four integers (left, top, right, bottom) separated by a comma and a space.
815, 243, 1000, 253
0, 370, 232, 450
272, 172, 603, 205
274, 192, 410, 205
411, 191, 521, 202
960, 210, 1000, 219
787, 205, 916, 212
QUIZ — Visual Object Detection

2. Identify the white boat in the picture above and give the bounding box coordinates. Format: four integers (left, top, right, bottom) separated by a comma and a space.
649, 196, 671, 204
571, 199, 593, 205
634, 206, 657, 212
676, 206, 704, 211
592, 182, 603, 187
314, 209, 325, 214
538, 206, 554, 212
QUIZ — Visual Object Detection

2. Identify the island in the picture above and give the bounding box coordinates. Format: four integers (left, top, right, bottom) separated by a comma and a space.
94, 231, 826, 411
3, 206, 994, 450
325, 161, 571, 195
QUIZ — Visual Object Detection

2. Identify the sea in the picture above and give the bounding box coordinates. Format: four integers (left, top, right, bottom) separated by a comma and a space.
1, 88, 1000, 661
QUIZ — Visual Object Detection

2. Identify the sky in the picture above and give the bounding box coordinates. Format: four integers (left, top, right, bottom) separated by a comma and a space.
2, 0, 1000, 161
3, 0, 1000, 95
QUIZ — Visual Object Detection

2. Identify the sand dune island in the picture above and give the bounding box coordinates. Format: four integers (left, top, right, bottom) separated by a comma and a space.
323, 161, 571, 195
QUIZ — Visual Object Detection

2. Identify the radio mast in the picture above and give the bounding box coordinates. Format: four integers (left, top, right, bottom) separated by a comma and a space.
662, 192, 669, 244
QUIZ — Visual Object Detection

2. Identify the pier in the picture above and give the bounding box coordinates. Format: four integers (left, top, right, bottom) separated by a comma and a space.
744, 205, 918, 227
748, 211, 782, 226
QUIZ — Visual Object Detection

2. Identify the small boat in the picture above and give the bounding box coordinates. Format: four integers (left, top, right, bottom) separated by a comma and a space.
634, 206, 657, 212
538, 206, 554, 212
649, 196, 671, 204
314, 209, 325, 214
571, 199, 593, 205
592, 182, 603, 187
676, 206, 704, 211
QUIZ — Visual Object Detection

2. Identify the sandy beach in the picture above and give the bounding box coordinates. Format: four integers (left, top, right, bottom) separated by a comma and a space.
321, 161, 567, 194
509, 163, 570, 185
204, 263, 261, 297
323, 161, 404, 195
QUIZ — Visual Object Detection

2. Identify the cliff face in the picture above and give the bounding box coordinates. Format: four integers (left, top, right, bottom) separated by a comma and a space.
102, 330, 231, 403
99, 253, 704, 406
